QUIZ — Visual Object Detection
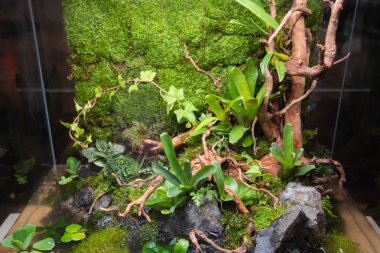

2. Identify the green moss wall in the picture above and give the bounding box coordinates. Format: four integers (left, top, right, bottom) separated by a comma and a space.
62, 0, 320, 140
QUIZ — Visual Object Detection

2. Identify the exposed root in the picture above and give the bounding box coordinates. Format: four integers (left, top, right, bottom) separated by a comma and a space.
189, 229, 247, 253
224, 185, 250, 214
259, 154, 281, 176
237, 169, 279, 208
85, 191, 108, 217
100, 175, 163, 222
184, 44, 222, 96
313, 158, 346, 188
141, 129, 193, 152
111, 173, 156, 188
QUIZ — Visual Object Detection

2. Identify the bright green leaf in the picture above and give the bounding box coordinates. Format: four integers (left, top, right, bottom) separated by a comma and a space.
295, 165, 316, 176
65, 224, 82, 233
32, 238, 55, 251
140, 71, 156, 82
128, 84, 139, 93
275, 60, 286, 82
117, 74, 126, 89
229, 125, 248, 144
260, 53, 273, 74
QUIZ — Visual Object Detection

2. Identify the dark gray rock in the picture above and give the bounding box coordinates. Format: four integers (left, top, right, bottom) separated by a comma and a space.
94, 193, 113, 210
96, 215, 117, 229
158, 199, 224, 246
280, 182, 325, 235
73, 186, 94, 208
254, 206, 309, 253
60, 186, 95, 223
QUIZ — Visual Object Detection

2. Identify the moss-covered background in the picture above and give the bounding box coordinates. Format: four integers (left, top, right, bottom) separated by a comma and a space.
62, 0, 320, 140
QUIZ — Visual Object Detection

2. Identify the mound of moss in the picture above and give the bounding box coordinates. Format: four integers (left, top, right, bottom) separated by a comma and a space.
62, 0, 321, 140
72, 227, 129, 253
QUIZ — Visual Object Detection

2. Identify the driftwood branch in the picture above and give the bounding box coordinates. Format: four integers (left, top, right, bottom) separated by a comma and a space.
285, 0, 344, 78
184, 44, 222, 96
100, 175, 163, 222
142, 128, 193, 152
275, 79, 317, 116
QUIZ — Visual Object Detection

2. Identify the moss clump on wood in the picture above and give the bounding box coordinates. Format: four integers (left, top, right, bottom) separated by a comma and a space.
72, 227, 129, 253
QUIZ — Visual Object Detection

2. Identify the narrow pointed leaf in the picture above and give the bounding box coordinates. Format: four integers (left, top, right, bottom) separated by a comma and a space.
270, 143, 286, 165
183, 160, 193, 182
190, 165, 216, 186
228, 67, 240, 99
260, 53, 273, 74
190, 117, 217, 137
231, 68, 253, 109
212, 161, 225, 199
153, 164, 181, 186
295, 165, 316, 176
283, 124, 294, 162
275, 60, 286, 82
206, 95, 227, 121
243, 58, 259, 96
234, 0, 279, 29
160, 133, 189, 185
229, 125, 248, 144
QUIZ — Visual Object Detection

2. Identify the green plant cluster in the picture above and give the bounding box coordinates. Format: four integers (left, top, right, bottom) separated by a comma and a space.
62, 0, 267, 139
71, 227, 129, 253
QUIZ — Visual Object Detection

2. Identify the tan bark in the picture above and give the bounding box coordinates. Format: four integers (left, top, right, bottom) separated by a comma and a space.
284, 0, 309, 149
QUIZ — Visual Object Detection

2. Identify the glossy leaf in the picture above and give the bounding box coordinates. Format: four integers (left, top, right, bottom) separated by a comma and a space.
128, 84, 139, 93
212, 161, 225, 199
295, 165, 316, 176
234, 0, 279, 29
274, 52, 289, 61
190, 116, 217, 137
229, 125, 248, 144
183, 160, 193, 182
32, 238, 55, 251
269, 143, 285, 165
167, 185, 184, 197
70, 233, 86, 241
190, 165, 216, 186
227, 67, 240, 99
65, 224, 82, 233
231, 67, 253, 109
243, 58, 259, 96
275, 60, 286, 82
174, 239, 189, 253
260, 53, 273, 74
153, 164, 181, 186
283, 124, 294, 162
242, 135, 253, 147
160, 132, 189, 185
206, 95, 227, 121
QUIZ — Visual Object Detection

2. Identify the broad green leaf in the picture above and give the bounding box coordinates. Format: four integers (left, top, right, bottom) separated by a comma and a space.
231, 68, 253, 108
174, 102, 198, 125
1, 235, 18, 250
190, 116, 217, 137
153, 164, 181, 186
66, 156, 80, 174
227, 67, 240, 99
243, 58, 259, 96
269, 143, 285, 165
128, 84, 139, 93
212, 161, 225, 199
70, 233, 86, 241
117, 74, 126, 89
32, 238, 55, 251
140, 71, 156, 82
206, 95, 227, 122
95, 140, 108, 152
160, 133, 189, 185
275, 60, 286, 82
229, 125, 248, 144
242, 135, 253, 147
183, 160, 193, 182
234, 0, 279, 29
294, 148, 304, 166
65, 224, 82, 233
167, 185, 184, 197
260, 53, 273, 74
283, 124, 294, 162
190, 165, 216, 186
295, 165, 316, 176
13, 224, 35, 250
245, 162, 262, 178
58, 176, 72, 185
11, 240, 24, 250
174, 239, 189, 253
